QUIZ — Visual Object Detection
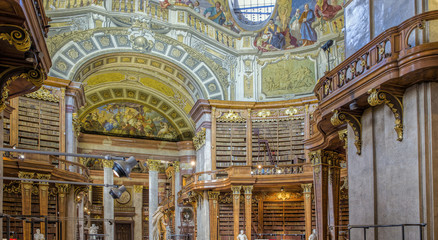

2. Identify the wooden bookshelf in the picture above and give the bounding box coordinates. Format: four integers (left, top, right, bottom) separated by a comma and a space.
48, 194, 58, 240
216, 121, 247, 170
252, 118, 305, 166
262, 200, 306, 234
3, 191, 23, 239
17, 97, 60, 152
142, 188, 149, 240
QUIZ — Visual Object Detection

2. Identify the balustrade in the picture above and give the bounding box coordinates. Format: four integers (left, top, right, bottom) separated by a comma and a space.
251, 163, 304, 175
49, 155, 90, 179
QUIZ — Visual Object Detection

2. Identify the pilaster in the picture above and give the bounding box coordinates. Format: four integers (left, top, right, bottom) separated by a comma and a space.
174, 162, 182, 235
208, 191, 220, 240
329, 155, 342, 240
148, 159, 160, 240
36, 173, 51, 234
56, 183, 71, 240
19, 171, 34, 240
309, 150, 339, 240
243, 186, 253, 240
103, 161, 114, 240
133, 185, 144, 240
301, 183, 313, 240
231, 185, 242, 240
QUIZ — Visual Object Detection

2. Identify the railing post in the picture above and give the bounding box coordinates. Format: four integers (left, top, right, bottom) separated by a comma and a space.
363, 227, 366, 240
419, 225, 423, 240
401, 225, 405, 240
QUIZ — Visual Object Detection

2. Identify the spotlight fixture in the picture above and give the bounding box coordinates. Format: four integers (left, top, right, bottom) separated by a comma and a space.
280, 187, 284, 192
349, 101, 359, 110
18, 154, 25, 160
112, 156, 138, 178
321, 40, 334, 52
109, 185, 127, 199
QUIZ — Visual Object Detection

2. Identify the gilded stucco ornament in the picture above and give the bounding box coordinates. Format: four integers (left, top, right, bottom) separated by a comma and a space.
284, 107, 298, 116
25, 87, 60, 102
218, 110, 245, 122
331, 110, 362, 155
193, 127, 206, 151
56, 183, 71, 194
367, 88, 403, 141
338, 129, 348, 149
147, 159, 161, 172
0, 24, 31, 52
257, 109, 271, 118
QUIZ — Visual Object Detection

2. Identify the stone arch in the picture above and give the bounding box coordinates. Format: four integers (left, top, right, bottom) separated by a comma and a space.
47, 28, 228, 100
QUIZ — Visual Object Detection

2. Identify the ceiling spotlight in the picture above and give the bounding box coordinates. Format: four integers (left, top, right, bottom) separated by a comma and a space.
190, 160, 196, 166
109, 185, 127, 199
18, 154, 25, 160
112, 156, 138, 178
281, 187, 284, 192
349, 101, 359, 110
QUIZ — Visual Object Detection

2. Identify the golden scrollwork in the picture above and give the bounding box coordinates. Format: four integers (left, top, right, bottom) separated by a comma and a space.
338, 129, 348, 149
0, 24, 31, 52
193, 127, 206, 151
284, 107, 298, 116
147, 159, 161, 171
36, 173, 51, 185
165, 166, 174, 178
218, 110, 245, 122
208, 191, 220, 200
242, 185, 253, 195
256, 109, 271, 118
72, 113, 82, 138
25, 87, 60, 102
331, 110, 362, 155
134, 185, 144, 193
367, 88, 404, 141
3, 181, 21, 194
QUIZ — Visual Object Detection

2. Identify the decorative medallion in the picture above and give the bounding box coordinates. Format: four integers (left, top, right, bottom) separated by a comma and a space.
218, 110, 245, 122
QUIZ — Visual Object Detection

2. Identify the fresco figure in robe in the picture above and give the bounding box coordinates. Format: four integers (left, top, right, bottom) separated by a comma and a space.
204, 1, 226, 25
299, 4, 317, 46
315, 0, 342, 20
264, 19, 286, 49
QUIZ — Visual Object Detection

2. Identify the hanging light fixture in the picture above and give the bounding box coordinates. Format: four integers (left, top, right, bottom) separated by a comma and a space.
112, 156, 138, 178
109, 185, 127, 199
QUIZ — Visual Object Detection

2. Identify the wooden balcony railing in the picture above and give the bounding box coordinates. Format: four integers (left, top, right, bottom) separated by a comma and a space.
251, 163, 305, 175
314, 10, 438, 105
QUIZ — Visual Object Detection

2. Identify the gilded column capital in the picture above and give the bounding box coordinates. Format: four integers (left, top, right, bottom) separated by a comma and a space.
148, 159, 161, 172
208, 191, 220, 200
174, 161, 180, 173
56, 183, 71, 194
243, 185, 253, 195
231, 185, 242, 195
309, 150, 339, 166
18, 171, 35, 183
134, 185, 144, 193
36, 173, 51, 185
301, 183, 313, 193
102, 160, 114, 168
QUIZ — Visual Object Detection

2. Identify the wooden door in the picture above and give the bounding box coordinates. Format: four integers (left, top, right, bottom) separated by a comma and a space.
115, 223, 132, 240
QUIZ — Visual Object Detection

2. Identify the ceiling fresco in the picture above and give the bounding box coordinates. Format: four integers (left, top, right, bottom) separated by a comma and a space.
81, 101, 181, 141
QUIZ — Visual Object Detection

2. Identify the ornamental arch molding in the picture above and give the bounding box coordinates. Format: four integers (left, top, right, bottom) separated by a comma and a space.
47, 29, 227, 100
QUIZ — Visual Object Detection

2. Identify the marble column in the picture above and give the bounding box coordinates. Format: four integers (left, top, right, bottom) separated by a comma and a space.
208, 191, 220, 240
103, 160, 114, 240
231, 185, 242, 240
197, 191, 210, 240
67, 189, 76, 240
133, 185, 144, 240
174, 162, 182, 235
243, 186, 253, 240
148, 160, 160, 240
37, 174, 51, 235
189, 199, 198, 240
65, 96, 77, 165
78, 199, 84, 240
19, 172, 34, 240
329, 156, 341, 240
56, 183, 71, 240
309, 150, 338, 240
301, 183, 313, 240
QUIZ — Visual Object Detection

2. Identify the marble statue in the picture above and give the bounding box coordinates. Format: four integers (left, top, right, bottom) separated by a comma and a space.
34, 229, 45, 240
89, 224, 99, 240
152, 206, 167, 240
309, 229, 317, 240
237, 230, 248, 240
